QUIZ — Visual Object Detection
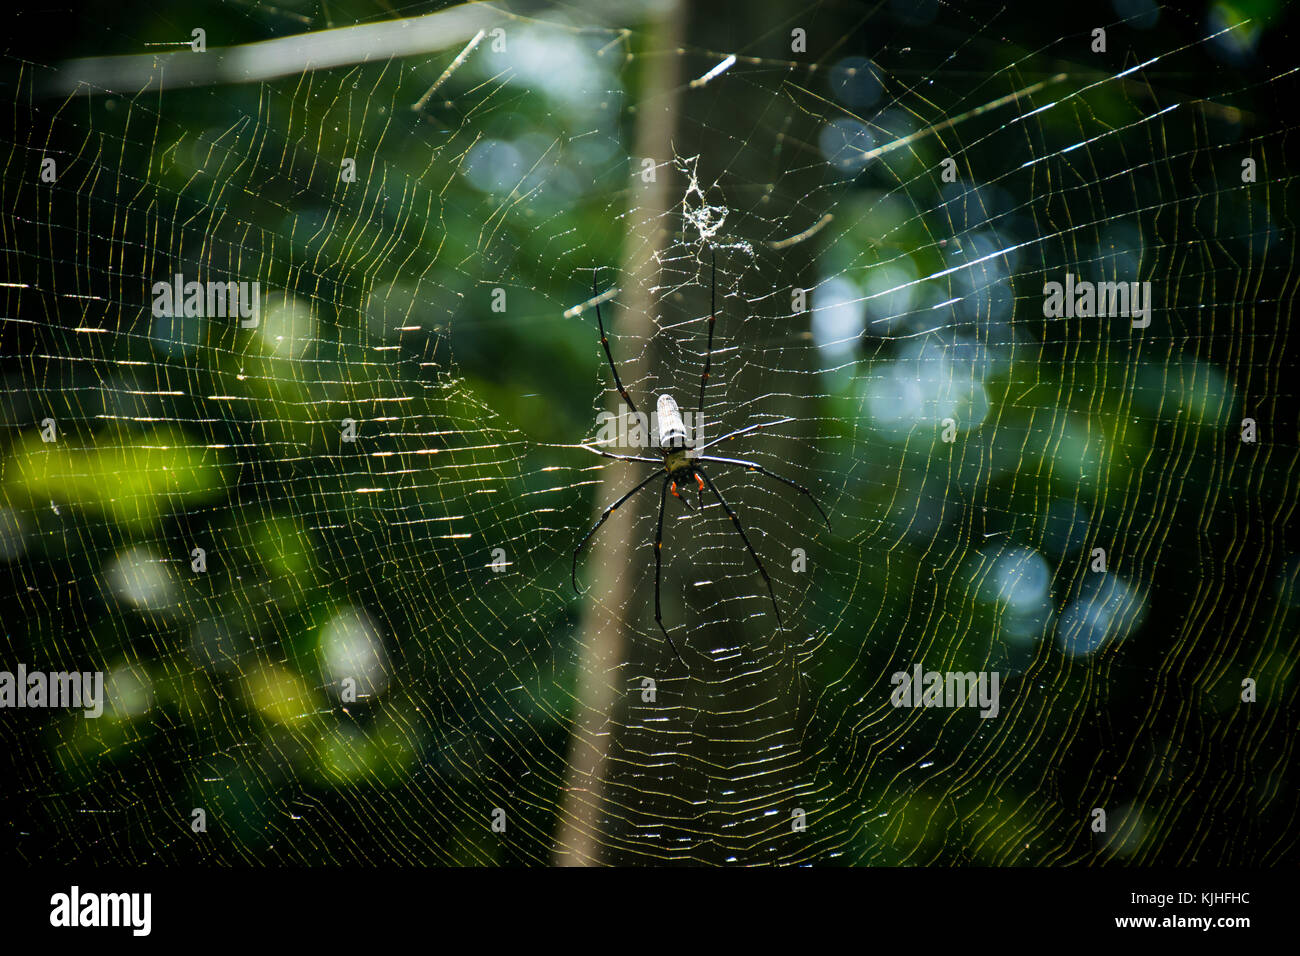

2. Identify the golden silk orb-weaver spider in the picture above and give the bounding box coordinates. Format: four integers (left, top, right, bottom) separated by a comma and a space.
572, 252, 830, 665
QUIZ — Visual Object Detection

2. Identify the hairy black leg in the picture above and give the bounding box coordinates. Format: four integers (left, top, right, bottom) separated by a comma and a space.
697, 467, 783, 628
696, 455, 830, 529
694, 251, 718, 510
572, 470, 659, 591
578, 446, 660, 465
593, 270, 638, 417
697, 250, 717, 420
697, 416, 796, 453
653, 476, 686, 664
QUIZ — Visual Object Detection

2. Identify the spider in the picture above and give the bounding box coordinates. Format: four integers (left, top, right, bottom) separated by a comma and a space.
572, 253, 831, 665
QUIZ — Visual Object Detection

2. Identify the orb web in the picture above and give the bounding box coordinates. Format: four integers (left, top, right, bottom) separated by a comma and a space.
1, 1, 1296, 865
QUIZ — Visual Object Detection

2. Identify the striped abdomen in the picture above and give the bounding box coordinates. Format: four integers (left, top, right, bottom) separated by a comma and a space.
657, 394, 688, 449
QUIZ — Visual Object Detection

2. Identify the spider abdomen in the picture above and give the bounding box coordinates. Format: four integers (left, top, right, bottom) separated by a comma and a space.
656, 394, 688, 449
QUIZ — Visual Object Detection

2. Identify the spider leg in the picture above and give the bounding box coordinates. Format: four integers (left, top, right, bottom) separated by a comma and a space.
578, 445, 661, 465
695, 455, 831, 529
697, 416, 796, 453
573, 470, 660, 591
697, 467, 783, 629
654, 476, 686, 665
697, 249, 717, 422
593, 270, 639, 417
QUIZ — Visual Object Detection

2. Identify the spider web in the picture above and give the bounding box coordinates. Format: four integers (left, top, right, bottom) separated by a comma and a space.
2, 0, 1297, 866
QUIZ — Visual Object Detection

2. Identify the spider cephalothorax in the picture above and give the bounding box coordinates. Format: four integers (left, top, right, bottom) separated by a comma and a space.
573, 253, 830, 666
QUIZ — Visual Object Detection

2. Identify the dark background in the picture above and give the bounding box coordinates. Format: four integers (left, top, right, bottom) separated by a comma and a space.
1, 0, 1296, 865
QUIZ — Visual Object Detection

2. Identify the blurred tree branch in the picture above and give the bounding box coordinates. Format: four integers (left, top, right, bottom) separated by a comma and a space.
554, 0, 685, 866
